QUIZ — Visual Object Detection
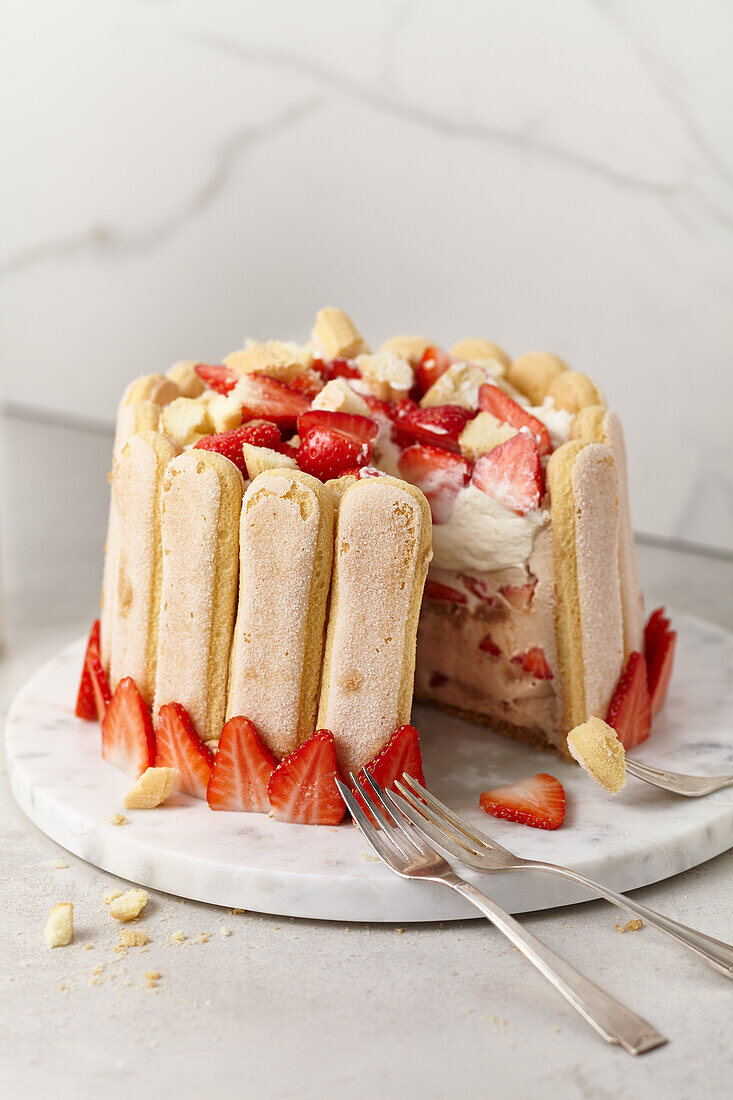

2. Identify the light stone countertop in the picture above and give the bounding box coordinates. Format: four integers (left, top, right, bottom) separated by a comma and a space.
1, 409, 732, 1099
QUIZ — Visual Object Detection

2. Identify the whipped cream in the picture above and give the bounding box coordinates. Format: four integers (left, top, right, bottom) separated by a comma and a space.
432, 485, 549, 572
529, 399, 574, 449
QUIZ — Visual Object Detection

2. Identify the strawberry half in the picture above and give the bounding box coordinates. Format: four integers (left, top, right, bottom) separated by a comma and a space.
606, 651, 652, 750
194, 420, 281, 475
394, 402, 475, 454
267, 730, 345, 825
359, 724, 425, 795
235, 374, 310, 430
75, 620, 101, 720
478, 384, 552, 456
424, 580, 467, 605
398, 444, 470, 524
471, 432, 544, 514
644, 607, 671, 665
648, 630, 676, 718
511, 647, 553, 680
296, 410, 378, 481
195, 363, 239, 395
480, 773, 566, 830
415, 346, 452, 396
101, 678, 156, 779
207, 716, 278, 812
87, 648, 112, 720
155, 702, 214, 800
313, 357, 361, 382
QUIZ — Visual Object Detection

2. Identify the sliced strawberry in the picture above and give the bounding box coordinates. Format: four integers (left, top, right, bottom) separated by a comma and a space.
648, 631, 676, 718
268, 730, 345, 825
338, 465, 383, 479
424, 580, 467, 605
429, 671, 448, 688
75, 620, 101, 720
479, 634, 502, 658
235, 374, 310, 430
606, 651, 651, 750
286, 373, 323, 399
101, 678, 156, 779
462, 576, 497, 606
511, 647, 553, 680
360, 394, 394, 422
415, 346, 452, 396
194, 420, 281, 475
296, 410, 378, 481
499, 580, 537, 610
394, 403, 475, 454
274, 440, 299, 460
87, 648, 112, 720
359, 724, 425, 795
397, 444, 470, 523
644, 607, 671, 664
155, 702, 213, 800
480, 773, 565, 830
207, 716, 278, 812
313, 357, 361, 382
478, 384, 552, 456
195, 363, 239, 395
471, 432, 544, 515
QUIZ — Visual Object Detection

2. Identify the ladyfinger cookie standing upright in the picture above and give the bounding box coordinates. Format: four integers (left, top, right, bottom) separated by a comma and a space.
108, 431, 181, 703
318, 476, 432, 776
227, 470, 334, 758
547, 440, 625, 732
153, 451, 244, 744
570, 406, 644, 655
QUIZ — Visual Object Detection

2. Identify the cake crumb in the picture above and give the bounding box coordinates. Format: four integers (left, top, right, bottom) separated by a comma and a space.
44, 903, 73, 948
360, 853, 379, 863
198, 932, 210, 944
123, 767, 179, 810
616, 918, 644, 933
109, 813, 127, 826
229, 908, 246, 915
394, 928, 405, 934
109, 889, 147, 922
144, 970, 161, 989
103, 889, 123, 906
170, 930, 186, 944
119, 928, 149, 948
219, 927, 231, 937
53, 859, 69, 870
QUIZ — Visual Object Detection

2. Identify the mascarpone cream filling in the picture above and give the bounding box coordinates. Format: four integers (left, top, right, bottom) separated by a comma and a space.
432, 485, 548, 573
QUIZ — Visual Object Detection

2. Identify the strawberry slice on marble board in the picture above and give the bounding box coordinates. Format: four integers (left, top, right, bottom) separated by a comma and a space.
75, 620, 101, 720
101, 677, 156, 779
87, 647, 112, 721
267, 730, 345, 825
606, 651, 652, 750
155, 702, 214, 800
207, 716, 278, 812
480, 773, 566, 830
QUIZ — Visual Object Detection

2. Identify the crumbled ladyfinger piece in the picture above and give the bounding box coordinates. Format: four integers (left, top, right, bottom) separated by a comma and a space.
420, 362, 488, 409
109, 889, 148, 922
507, 351, 568, 407
356, 351, 413, 402
53, 859, 69, 870
458, 413, 517, 463
207, 393, 243, 433
123, 767, 179, 810
119, 928, 149, 948
44, 903, 73, 948
166, 360, 205, 399
160, 397, 212, 447
123, 374, 180, 408
378, 334, 433, 362
109, 813, 126, 826
104, 890, 123, 906
548, 371, 604, 415
310, 378, 372, 417
566, 717, 626, 794
241, 442, 297, 479
224, 340, 316, 381
312, 307, 368, 359
450, 339, 511, 370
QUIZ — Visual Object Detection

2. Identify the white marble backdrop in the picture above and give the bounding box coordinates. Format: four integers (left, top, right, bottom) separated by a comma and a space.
1, 0, 732, 551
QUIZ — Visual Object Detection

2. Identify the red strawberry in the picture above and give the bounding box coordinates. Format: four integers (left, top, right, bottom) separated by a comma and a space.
207, 716, 277, 812
155, 703, 214, 800
394, 403, 475, 454
75, 620, 101, 720
314, 357, 361, 381
195, 363, 239, 395
338, 465, 383, 479
648, 631, 676, 718
101, 678, 156, 779
478, 384, 552, 456
235, 374, 310, 430
480, 773, 565, 830
644, 607, 671, 664
511, 647, 553, 680
424, 580, 467, 605
267, 730, 345, 825
416, 346, 452, 396
479, 634, 502, 658
499, 581, 537, 610
275, 440, 299, 461
286, 373, 323, 399
606, 652, 651, 750
471, 432, 544, 515
359, 724, 425, 795
360, 394, 394, 422
194, 420, 281, 475
398, 444, 470, 523
462, 576, 496, 606
86, 648, 112, 720
296, 410, 378, 481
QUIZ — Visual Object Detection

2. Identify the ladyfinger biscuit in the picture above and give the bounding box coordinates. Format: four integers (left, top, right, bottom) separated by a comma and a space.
507, 352, 568, 406
318, 476, 432, 776
153, 451, 244, 743
547, 440, 625, 731
548, 370, 604, 414
570, 407, 643, 654
112, 400, 161, 459
227, 470, 334, 758
109, 432, 181, 704
312, 307, 368, 360
378, 335, 433, 362
166, 360, 205, 398
121, 374, 180, 409
450, 339, 511, 370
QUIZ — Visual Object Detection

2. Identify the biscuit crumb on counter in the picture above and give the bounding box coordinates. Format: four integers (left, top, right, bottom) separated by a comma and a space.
123, 767, 179, 810
144, 970, 161, 989
44, 903, 74, 948
615, 918, 644, 933
103, 889, 123, 906
219, 927, 231, 937
109, 813, 127, 826
170, 930, 186, 944
109, 889, 147, 922
53, 859, 69, 870
119, 928, 149, 948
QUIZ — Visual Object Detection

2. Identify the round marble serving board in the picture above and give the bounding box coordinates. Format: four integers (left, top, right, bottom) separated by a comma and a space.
6, 614, 733, 922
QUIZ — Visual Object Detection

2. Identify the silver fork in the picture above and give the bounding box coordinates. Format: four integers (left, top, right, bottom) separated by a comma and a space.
336, 772, 667, 1056
392, 775, 733, 979
625, 758, 733, 797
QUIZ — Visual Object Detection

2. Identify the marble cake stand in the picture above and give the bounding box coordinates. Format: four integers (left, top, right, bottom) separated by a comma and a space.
6, 614, 733, 922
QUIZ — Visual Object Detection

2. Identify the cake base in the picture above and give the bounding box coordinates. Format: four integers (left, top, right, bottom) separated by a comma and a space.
415, 696, 574, 762
6, 614, 733, 922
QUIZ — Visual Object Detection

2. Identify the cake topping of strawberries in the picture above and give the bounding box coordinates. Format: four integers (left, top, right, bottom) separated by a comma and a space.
194, 363, 239, 395
478, 383, 552, 456
394, 402, 476, 453
480, 773, 565, 830
155, 702, 214, 800
424, 580, 468, 605
644, 609, 676, 718
606, 651, 652, 750
233, 373, 310, 430
267, 730, 345, 825
194, 421, 281, 476
207, 716, 277, 813
76, 620, 101, 720
511, 647, 553, 680
415, 346, 453, 396
359, 724, 425, 794
313, 357, 361, 382
102, 678, 156, 779
471, 431, 544, 515
296, 410, 378, 481
398, 444, 470, 524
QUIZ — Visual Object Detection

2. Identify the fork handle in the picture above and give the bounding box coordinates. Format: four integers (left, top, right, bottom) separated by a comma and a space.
443, 874, 666, 1056
525, 863, 733, 979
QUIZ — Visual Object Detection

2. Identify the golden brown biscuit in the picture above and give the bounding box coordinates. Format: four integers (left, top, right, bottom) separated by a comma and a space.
548, 370, 604, 414
507, 352, 568, 406
450, 339, 511, 370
